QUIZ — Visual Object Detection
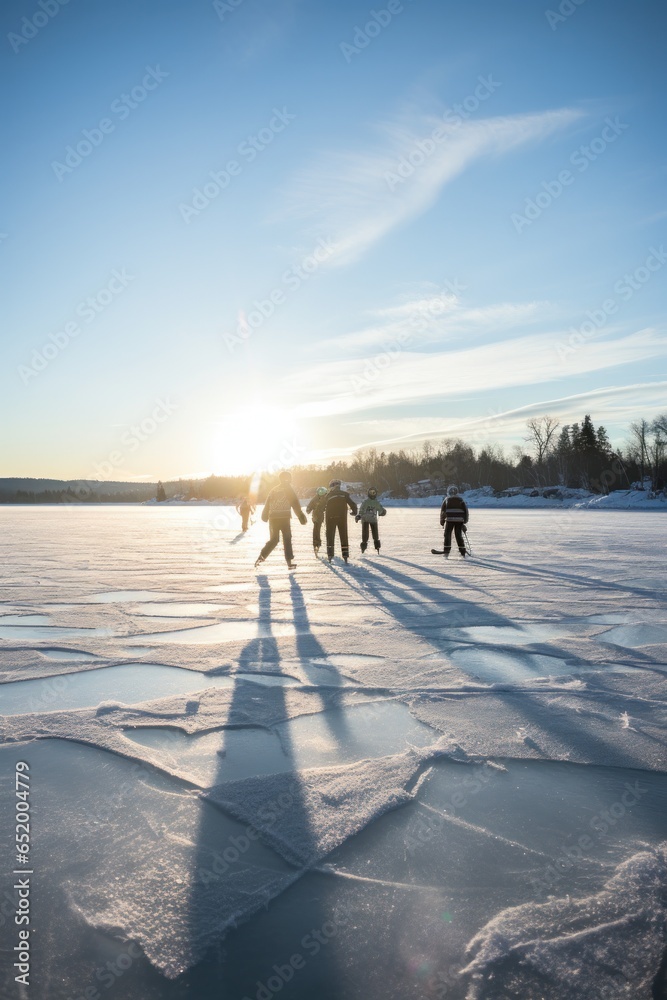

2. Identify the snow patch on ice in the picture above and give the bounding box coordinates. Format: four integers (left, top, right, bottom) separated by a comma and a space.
461, 843, 667, 999
204, 737, 454, 867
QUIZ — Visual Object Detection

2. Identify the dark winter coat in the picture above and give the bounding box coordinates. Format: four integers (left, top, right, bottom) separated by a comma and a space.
440, 495, 469, 526
323, 487, 357, 521
306, 494, 328, 522
262, 484, 305, 522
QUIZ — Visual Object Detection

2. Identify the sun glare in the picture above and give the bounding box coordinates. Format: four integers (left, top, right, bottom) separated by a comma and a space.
210, 404, 300, 478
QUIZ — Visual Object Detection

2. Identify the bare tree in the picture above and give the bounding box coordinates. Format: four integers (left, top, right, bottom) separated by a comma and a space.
525, 416, 560, 482
629, 419, 651, 485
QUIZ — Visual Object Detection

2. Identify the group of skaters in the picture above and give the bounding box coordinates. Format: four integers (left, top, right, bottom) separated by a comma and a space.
240, 471, 470, 569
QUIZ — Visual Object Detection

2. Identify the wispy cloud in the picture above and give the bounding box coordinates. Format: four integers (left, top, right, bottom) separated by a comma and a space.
286, 326, 667, 419
316, 294, 545, 355
283, 105, 584, 266
300, 380, 667, 461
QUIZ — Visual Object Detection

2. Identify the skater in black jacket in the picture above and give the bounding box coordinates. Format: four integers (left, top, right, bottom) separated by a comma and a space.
439, 485, 469, 558
306, 486, 328, 553
255, 471, 307, 568
323, 480, 357, 563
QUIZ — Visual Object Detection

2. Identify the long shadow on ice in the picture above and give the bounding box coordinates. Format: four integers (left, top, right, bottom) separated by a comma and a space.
328, 557, 512, 649
188, 574, 341, 995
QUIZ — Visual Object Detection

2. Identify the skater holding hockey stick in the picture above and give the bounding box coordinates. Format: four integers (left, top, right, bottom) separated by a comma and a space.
437, 485, 469, 558
355, 486, 386, 554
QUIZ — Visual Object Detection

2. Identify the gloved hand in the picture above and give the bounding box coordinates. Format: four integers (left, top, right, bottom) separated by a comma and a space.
379, 510, 386, 516
439, 521, 445, 528
462, 524, 467, 532
299, 513, 307, 525
355, 515, 360, 522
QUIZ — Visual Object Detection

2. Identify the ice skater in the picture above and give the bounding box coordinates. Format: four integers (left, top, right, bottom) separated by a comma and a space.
306, 486, 329, 554
323, 479, 357, 563
255, 471, 307, 569
439, 485, 469, 558
236, 496, 255, 532
355, 486, 386, 553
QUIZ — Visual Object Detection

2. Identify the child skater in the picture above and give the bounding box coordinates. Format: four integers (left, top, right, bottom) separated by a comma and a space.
356, 486, 386, 553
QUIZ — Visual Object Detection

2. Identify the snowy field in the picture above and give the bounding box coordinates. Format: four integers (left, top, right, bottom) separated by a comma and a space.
0, 505, 666, 1000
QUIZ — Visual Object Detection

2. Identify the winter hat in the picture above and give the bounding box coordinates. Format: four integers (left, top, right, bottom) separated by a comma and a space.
367, 486, 378, 497
329, 479, 342, 488
447, 485, 459, 496
279, 470, 292, 483
316, 486, 328, 496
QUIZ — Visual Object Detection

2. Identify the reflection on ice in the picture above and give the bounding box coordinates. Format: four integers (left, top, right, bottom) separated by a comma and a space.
124, 701, 437, 786
448, 645, 574, 683
129, 602, 230, 617
0, 623, 113, 640
600, 623, 667, 648
90, 590, 175, 602
0, 613, 51, 625
0, 665, 304, 715
127, 620, 303, 644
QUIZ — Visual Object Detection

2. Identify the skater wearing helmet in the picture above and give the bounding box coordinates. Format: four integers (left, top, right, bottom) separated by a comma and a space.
306, 486, 329, 554
255, 470, 307, 569
236, 496, 255, 532
439, 485, 469, 558
323, 480, 357, 563
355, 486, 386, 554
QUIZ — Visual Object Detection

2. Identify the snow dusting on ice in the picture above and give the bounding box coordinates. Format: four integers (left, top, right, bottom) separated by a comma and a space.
0, 505, 666, 999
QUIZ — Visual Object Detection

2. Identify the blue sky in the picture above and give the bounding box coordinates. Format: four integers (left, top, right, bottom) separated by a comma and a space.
3, 0, 665, 480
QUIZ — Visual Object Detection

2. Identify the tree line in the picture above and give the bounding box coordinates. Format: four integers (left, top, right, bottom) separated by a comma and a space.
2, 413, 664, 503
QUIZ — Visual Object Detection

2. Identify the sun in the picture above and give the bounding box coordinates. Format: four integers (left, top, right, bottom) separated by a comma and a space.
210, 404, 301, 478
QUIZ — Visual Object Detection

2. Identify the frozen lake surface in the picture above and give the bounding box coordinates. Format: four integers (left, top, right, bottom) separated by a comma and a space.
0, 505, 665, 999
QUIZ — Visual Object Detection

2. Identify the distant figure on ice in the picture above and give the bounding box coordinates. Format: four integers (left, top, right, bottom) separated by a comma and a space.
236, 496, 255, 532
306, 486, 329, 554
355, 486, 386, 553
323, 479, 357, 563
440, 485, 469, 558
255, 471, 307, 568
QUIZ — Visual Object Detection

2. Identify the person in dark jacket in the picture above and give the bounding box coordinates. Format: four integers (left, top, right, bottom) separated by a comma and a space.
323, 479, 357, 563
236, 496, 255, 532
306, 486, 329, 553
439, 484, 469, 558
255, 471, 307, 568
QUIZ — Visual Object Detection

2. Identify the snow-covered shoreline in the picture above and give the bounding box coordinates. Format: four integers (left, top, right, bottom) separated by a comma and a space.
144, 488, 667, 512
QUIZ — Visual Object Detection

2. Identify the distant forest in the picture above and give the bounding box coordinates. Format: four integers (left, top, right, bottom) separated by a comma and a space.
1, 413, 665, 503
